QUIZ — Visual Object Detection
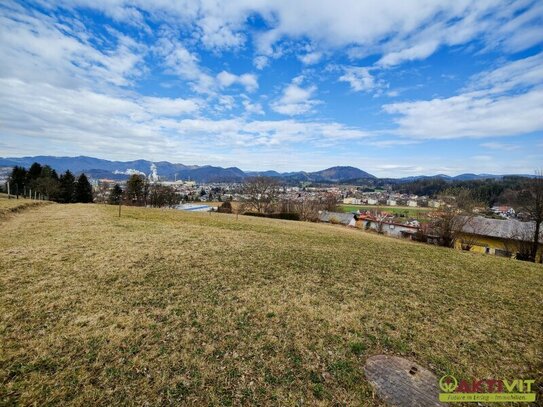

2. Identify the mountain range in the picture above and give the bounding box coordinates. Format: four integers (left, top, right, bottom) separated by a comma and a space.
0, 155, 522, 183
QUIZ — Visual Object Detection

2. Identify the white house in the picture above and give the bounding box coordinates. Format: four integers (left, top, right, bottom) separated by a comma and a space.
407, 200, 418, 207
386, 199, 397, 206
319, 211, 356, 227
367, 198, 379, 205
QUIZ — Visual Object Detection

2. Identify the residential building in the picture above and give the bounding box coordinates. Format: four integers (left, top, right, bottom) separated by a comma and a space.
318, 211, 356, 227
343, 197, 362, 205
455, 216, 543, 262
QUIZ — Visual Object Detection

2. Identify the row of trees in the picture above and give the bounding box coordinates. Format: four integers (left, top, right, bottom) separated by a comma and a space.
393, 175, 534, 207
7, 163, 93, 203
218, 176, 338, 221
120, 174, 179, 208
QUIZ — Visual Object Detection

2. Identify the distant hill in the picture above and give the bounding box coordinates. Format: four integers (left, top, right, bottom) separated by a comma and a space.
248, 166, 376, 182
0, 156, 375, 183
311, 166, 375, 181
0, 155, 529, 183
397, 173, 512, 182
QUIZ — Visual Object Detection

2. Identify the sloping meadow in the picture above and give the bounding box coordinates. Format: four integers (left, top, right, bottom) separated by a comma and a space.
1, 204, 541, 405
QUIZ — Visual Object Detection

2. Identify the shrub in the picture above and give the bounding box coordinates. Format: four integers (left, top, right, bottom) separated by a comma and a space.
244, 212, 300, 221
218, 201, 233, 213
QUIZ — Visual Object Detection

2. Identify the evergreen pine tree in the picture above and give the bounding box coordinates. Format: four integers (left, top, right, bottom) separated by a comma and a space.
8, 166, 27, 196
75, 173, 93, 203
108, 184, 123, 205
59, 170, 76, 203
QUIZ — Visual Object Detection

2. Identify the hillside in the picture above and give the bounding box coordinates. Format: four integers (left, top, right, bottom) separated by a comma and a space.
0, 156, 375, 183
1, 204, 542, 405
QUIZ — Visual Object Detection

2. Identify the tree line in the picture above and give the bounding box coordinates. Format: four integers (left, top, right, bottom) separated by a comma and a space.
392, 176, 531, 206
106, 174, 179, 208
6, 163, 93, 203
218, 176, 338, 221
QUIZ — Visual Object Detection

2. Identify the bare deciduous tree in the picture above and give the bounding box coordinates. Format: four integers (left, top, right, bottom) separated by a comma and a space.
432, 188, 482, 247
517, 170, 543, 262
148, 184, 179, 208
278, 192, 339, 221
242, 176, 280, 214
503, 223, 536, 261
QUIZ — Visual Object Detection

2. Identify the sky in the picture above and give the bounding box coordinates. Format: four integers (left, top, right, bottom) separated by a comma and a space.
0, 0, 542, 177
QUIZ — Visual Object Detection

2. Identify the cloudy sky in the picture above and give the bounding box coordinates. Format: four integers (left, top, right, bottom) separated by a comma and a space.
1, 0, 542, 176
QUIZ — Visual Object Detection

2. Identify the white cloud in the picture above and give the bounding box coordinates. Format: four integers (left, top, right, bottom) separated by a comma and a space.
384, 89, 543, 139
157, 118, 370, 146
383, 54, 543, 139
369, 139, 420, 148
339, 67, 382, 93
271, 81, 321, 116
141, 96, 201, 116
216, 71, 258, 92
471, 155, 493, 161
466, 52, 543, 95
0, 2, 145, 89
154, 38, 258, 95
215, 95, 236, 111
377, 41, 439, 67
44, 1, 543, 66
253, 56, 269, 70
299, 51, 323, 65
480, 142, 521, 151
0, 77, 369, 157
242, 100, 265, 115
154, 37, 216, 94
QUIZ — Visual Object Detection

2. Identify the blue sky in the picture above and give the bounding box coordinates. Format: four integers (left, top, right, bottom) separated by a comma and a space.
0, 0, 542, 176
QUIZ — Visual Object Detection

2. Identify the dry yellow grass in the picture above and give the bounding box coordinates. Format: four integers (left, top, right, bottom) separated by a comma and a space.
0, 194, 50, 218
1, 204, 542, 405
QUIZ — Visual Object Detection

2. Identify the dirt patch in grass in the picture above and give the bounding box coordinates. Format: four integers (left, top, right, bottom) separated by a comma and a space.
1, 204, 541, 405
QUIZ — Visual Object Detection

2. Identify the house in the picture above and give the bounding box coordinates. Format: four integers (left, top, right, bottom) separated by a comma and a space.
491, 205, 516, 218
367, 198, 379, 205
407, 200, 418, 207
454, 216, 543, 262
343, 197, 362, 205
319, 211, 356, 227
386, 199, 397, 206
355, 215, 420, 239
428, 200, 441, 208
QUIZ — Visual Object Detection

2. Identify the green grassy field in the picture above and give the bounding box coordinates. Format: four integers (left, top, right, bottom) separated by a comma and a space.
339, 204, 434, 219
1, 204, 542, 405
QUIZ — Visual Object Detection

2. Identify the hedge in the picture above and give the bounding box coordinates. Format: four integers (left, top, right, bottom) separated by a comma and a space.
244, 212, 301, 221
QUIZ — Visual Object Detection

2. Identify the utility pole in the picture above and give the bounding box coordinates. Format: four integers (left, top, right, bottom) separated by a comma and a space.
7, 182, 10, 199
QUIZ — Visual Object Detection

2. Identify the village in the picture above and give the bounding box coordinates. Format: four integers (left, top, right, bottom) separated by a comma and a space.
83, 166, 542, 265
